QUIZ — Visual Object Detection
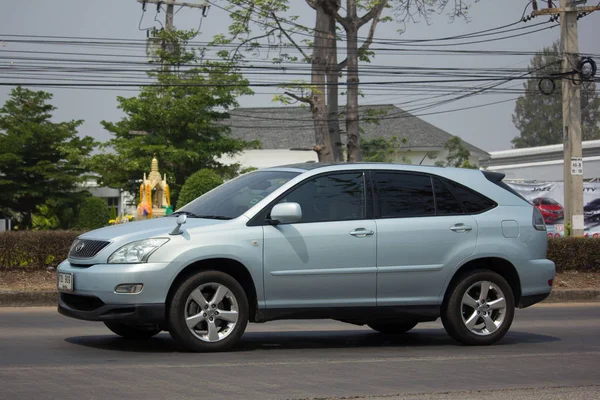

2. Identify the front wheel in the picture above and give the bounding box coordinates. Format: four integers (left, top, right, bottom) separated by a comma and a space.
103, 321, 161, 339
368, 321, 418, 334
442, 270, 515, 346
168, 271, 249, 352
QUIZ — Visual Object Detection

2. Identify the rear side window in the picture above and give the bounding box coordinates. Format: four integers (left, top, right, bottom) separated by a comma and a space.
443, 178, 496, 214
374, 172, 435, 218
433, 178, 464, 215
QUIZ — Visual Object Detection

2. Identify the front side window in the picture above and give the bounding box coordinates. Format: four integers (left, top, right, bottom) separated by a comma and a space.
176, 171, 300, 219
278, 172, 366, 223
375, 172, 435, 218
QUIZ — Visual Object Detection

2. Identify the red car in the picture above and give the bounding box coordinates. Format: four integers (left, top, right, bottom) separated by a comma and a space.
532, 197, 564, 223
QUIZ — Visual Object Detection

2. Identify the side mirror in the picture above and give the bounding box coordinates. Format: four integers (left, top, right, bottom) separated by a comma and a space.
269, 203, 302, 225
170, 214, 187, 235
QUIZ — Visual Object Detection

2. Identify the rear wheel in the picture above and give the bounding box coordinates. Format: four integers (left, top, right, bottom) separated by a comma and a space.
368, 321, 418, 334
168, 270, 249, 352
442, 270, 514, 346
103, 321, 161, 340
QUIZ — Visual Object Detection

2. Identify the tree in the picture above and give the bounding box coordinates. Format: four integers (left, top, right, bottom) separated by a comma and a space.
512, 41, 600, 148
0, 87, 97, 228
218, 1, 475, 161
434, 136, 478, 169
75, 197, 110, 231
362, 136, 409, 162
177, 169, 224, 208
90, 30, 259, 207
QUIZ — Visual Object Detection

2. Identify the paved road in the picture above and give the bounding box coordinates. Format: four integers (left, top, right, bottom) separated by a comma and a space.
0, 304, 599, 400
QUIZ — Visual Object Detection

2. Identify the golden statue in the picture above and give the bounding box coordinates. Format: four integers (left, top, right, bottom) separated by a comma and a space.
137, 155, 172, 219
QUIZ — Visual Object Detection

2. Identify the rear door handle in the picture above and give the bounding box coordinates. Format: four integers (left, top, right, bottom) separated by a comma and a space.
350, 228, 374, 237
450, 224, 472, 233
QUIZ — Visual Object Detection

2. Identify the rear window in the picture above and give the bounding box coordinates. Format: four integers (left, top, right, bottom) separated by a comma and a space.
443, 178, 497, 214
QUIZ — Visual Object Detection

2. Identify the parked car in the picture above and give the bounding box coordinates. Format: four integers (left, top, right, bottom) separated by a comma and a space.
532, 197, 564, 224
584, 198, 600, 222
57, 163, 555, 352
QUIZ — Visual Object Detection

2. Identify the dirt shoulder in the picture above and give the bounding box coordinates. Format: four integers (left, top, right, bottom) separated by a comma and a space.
1, 270, 600, 292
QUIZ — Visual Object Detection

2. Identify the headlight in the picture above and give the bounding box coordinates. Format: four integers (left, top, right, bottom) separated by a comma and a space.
108, 238, 169, 264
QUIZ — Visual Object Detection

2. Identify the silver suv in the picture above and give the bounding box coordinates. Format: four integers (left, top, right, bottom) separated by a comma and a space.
57, 163, 555, 352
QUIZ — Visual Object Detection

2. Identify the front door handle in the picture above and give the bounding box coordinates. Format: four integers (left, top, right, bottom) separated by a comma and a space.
450, 224, 472, 233
350, 228, 374, 237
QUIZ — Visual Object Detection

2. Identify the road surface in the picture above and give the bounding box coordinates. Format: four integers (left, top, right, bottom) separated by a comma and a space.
0, 304, 599, 399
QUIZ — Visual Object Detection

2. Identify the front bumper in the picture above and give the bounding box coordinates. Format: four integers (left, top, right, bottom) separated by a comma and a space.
58, 293, 165, 323
57, 260, 175, 305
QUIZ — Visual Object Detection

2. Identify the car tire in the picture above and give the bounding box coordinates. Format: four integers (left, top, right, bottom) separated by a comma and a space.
367, 321, 418, 334
168, 270, 249, 352
442, 270, 514, 346
103, 321, 161, 340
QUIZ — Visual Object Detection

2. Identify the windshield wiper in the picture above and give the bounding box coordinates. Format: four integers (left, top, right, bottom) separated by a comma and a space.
170, 211, 200, 218
196, 215, 233, 220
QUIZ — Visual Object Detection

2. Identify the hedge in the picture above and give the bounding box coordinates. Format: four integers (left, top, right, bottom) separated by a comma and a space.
1, 232, 600, 273
0, 231, 82, 271
547, 238, 600, 273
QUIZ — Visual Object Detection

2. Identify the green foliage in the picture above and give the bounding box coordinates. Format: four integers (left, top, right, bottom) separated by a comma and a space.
434, 136, 478, 169
31, 204, 60, 231
75, 197, 110, 231
362, 136, 408, 162
109, 205, 117, 221
0, 230, 82, 270
0, 87, 97, 229
512, 41, 600, 148
89, 29, 258, 208
177, 169, 224, 208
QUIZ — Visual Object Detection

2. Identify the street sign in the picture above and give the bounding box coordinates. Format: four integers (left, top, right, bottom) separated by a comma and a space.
571, 157, 583, 175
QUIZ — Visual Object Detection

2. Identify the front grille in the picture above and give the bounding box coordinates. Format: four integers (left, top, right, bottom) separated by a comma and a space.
68, 239, 110, 259
61, 293, 105, 312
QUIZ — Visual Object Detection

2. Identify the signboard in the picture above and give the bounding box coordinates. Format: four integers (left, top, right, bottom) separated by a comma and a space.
506, 181, 600, 237
571, 157, 583, 176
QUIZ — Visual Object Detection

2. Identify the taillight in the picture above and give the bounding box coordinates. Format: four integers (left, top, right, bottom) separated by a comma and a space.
533, 207, 546, 231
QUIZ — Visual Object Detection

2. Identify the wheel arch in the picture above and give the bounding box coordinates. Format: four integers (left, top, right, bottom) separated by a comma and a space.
442, 257, 522, 309
166, 258, 259, 322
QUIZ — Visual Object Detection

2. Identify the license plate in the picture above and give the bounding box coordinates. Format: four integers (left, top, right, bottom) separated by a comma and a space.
57, 272, 73, 292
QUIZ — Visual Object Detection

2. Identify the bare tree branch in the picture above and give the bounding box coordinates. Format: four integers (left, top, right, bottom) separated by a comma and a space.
358, 0, 388, 28
271, 12, 311, 61
284, 91, 312, 105
229, 28, 278, 61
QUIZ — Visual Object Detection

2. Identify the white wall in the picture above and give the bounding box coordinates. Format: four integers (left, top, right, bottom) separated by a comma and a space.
487, 156, 600, 182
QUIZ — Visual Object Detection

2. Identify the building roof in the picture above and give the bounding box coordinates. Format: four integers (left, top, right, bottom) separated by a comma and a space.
222, 104, 489, 156
480, 139, 600, 167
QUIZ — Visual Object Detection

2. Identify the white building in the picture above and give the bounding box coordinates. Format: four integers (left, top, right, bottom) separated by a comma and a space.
480, 140, 600, 182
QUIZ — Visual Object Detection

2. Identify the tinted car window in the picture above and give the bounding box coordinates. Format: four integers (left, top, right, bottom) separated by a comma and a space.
279, 172, 366, 223
375, 172, 435, 218
433, 178, 464, 215
444, 178, 496, 214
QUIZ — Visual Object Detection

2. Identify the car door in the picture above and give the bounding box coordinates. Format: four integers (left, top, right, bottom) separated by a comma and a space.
262, 171, 377, 308
373, 171, 478, 306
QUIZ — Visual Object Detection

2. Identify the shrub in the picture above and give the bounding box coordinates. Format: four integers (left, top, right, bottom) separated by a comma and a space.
0, 230, 82, 270
177, 169, 223, 208
109, 204, 117, 221
548, 238, 600, 273
74, 197, 110, 230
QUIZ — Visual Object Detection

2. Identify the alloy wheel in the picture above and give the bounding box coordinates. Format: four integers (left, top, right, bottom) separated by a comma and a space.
184, 282, 239, 342
461, 280, 507, 336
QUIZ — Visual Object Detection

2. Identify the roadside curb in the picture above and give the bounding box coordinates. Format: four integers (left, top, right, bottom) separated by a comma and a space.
1, 289, 599, 307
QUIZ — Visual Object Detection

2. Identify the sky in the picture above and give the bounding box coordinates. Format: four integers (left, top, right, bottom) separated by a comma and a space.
1, 0, 599, 153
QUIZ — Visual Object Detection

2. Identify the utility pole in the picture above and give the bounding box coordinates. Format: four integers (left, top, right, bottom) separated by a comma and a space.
137, 1, 208, 31
531, 0, 600, 237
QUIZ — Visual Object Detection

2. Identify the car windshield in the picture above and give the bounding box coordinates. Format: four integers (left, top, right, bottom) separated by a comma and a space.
174, 170, 301, 220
